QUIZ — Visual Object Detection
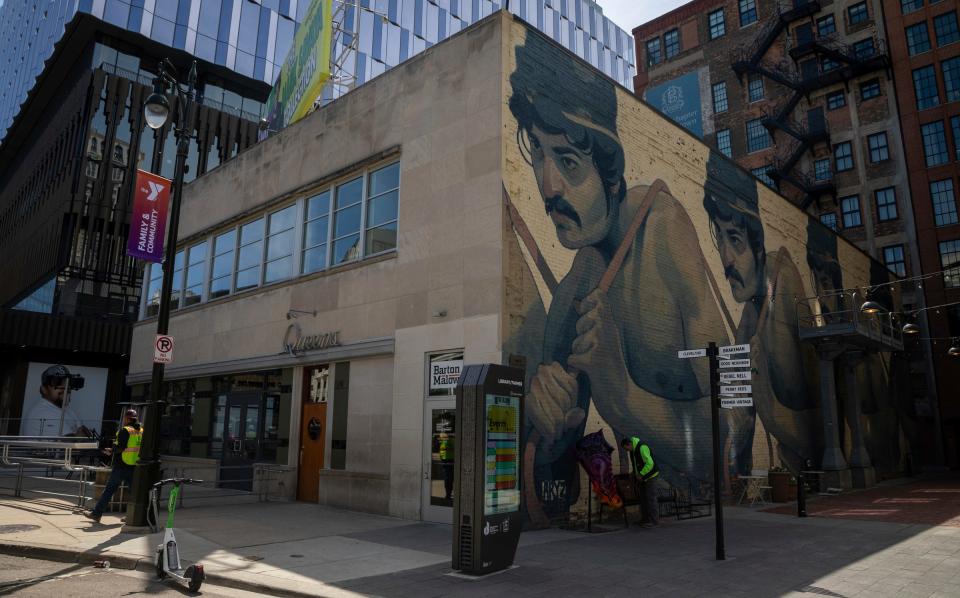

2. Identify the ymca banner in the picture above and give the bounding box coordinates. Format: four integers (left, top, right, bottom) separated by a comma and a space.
126, 169, 171, 263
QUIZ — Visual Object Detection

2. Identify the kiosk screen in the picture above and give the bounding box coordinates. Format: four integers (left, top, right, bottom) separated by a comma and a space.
484, 394, 520, 515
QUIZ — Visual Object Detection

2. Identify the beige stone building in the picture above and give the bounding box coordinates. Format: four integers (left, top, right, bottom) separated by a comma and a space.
129, 10, 913, 526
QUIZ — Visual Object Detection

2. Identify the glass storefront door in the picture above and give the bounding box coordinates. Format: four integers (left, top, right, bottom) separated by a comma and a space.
422, 401, 456, 523
218, 391, 262, 490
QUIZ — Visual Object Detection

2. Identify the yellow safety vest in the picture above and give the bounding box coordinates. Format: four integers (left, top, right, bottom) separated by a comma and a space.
439, 437, 453, 461
119, 425, 142, 466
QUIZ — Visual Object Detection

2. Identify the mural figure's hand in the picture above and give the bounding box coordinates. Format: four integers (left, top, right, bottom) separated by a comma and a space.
569, 289, 627, 396
528, 362, 583, 454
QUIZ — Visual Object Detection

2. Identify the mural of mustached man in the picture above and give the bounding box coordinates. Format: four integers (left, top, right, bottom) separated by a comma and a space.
505, 32, 731, 525
703, 156, 822, 476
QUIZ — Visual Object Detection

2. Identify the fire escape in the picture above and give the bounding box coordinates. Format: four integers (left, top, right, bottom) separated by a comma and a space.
731, 0, 890, 210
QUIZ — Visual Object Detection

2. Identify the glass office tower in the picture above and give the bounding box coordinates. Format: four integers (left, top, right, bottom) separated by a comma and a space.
324, 0, 636, 103
1, 0, 635, 141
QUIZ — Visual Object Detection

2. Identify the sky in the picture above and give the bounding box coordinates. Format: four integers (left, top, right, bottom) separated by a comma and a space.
598, 0, 692, 33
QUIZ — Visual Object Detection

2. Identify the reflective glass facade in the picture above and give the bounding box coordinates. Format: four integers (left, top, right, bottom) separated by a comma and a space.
2, 0, 635, 140
0, 0, 300, 141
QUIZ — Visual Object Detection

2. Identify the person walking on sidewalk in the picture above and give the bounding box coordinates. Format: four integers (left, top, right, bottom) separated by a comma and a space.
621, 436, 660, 527
86, 409, 142, 523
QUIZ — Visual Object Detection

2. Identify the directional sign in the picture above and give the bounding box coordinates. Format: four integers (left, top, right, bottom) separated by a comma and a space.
677, 349, 707, 359
719, 343, 750, 356
721, 396, 754, 408
719, 371, 751, 382
719, 359, 751, 369
720, 385, 752, 394
154, 334, 174, 364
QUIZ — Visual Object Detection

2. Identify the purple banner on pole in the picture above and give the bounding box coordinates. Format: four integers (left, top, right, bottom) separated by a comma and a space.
126, 169, 172, 263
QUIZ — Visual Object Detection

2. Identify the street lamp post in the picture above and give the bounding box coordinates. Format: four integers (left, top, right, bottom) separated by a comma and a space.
127, 59, 198, 528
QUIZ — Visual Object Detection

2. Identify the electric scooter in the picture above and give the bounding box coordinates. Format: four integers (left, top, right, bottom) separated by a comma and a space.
149, 478, 205, 592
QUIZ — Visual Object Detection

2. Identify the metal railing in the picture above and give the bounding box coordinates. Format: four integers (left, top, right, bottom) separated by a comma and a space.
796, 292, 904, 349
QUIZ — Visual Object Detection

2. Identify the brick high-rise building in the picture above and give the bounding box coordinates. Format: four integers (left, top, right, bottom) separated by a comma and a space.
632, 0, 944, 465
882, 0, 960, 467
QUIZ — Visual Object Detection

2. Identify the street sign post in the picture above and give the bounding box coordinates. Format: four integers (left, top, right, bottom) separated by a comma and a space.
706, 342, 725, 561
720, 396, 754, 408
719, 343, 750, 356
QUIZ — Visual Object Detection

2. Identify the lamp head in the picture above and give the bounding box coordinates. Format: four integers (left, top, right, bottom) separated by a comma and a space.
860, 300, 883, 315
902, 323, 920, 335
144, 91, 170, 129
948, 344, 960, 357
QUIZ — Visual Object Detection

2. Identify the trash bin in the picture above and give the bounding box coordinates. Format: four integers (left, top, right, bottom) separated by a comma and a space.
769, 471, 791, 503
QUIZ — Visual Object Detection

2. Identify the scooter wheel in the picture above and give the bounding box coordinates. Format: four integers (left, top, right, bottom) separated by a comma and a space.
187, 564, 204, 593
155, 552, 166, 579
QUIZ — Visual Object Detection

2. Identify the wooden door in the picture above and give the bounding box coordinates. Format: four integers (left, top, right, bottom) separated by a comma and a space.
297, 402, 326, 501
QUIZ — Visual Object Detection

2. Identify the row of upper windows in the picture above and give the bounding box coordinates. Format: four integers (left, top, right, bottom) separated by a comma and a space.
819, 185, 900, 234
902, 0, 949, 15
643, 0, 758, 68
141, 161, 400, 318
912, 56, 960, 111
905, 10, 960, 56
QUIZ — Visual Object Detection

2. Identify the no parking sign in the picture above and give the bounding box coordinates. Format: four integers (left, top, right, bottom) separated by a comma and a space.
154, 335, 174, 364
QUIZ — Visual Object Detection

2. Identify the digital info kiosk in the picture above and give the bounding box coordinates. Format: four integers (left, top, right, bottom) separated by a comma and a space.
452, 363, 524, 575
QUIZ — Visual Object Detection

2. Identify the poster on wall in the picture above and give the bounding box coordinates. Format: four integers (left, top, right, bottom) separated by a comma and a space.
20, 363, 108, 437
484, 394, 520, 516
643, 71, 704, 138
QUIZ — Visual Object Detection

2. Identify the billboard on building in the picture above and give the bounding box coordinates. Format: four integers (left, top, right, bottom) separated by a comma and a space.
643, 71, 704, 138
266, 0, 334, 130
21, 363, 108, 437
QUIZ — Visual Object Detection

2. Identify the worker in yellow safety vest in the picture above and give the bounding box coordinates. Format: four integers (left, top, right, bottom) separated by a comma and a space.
86, 409, 142, 523
621, 436, 660, 527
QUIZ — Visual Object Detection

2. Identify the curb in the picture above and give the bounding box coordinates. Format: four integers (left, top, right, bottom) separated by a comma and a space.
0, 542, 349, 598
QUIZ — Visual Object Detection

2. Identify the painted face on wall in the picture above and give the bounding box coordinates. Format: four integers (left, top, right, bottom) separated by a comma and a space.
527, 124, 615, 249
713, 216, 762, 303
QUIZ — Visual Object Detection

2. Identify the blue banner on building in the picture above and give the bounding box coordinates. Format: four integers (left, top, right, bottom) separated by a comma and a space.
644, 71, 703, 138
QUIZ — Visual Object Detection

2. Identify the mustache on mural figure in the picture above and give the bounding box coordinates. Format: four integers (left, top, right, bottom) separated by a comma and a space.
545, 195, 582, 227
724, 264, 745, 287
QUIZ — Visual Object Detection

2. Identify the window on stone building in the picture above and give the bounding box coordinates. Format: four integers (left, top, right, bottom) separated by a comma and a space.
822, 57, 840, 72
875, 187, 898, 221
902, 0, 923, 13
820, 212, 838, 231
739, 0, 757, 27
939, 239, 960, 287
332, 176, 364, 266
665, 29, 680, 58
209, 229, 236, 299
236, 218, 265, 292
934, 11, 960, 46
713, 81, 729, 113
145, 260, 163, 317
303, 190, 331, 275
913, 65, 940, 109
834, 141, 854, 171
717, 129, 732, 157
860, 78, 881, 100
748, 74, 764, 102
826, 90, 846, 110
942, 56, 960, 101
182, 241, 207, 307
848, 2, 869, 25
709, 9, 725, 39
922, 121, 949, 166
868, 132, 890, 162
906, 22, 932, 55
841, 195, 862, 228
815, 158, 832, 180
751, 166, 777, 190
365, 162, 400, 256
746, 118, 771, 152
952, 116, 960, 159
883, 245, 907, 277
817, 14, 836, 36
853, 38, 876, 59
931, 178, 959, 225
646, 37, 662, 66
264, 204, 297, 284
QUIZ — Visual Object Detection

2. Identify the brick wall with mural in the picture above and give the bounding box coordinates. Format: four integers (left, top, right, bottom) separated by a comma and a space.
500, 18, 917, 527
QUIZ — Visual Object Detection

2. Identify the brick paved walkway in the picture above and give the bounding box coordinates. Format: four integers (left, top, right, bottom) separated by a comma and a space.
764, 474, 960, 527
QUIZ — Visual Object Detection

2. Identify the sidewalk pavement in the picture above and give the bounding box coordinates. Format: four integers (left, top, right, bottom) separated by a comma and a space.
1, 485, 960, 597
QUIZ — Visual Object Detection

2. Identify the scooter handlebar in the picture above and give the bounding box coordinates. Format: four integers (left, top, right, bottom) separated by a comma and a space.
151, 478, 204, 489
